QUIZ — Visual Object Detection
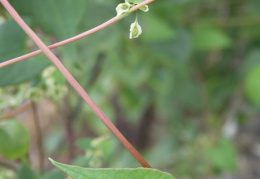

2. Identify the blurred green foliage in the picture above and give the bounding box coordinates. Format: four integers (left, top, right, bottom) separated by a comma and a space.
0, 120, 29, 160
0, 0, 260, 178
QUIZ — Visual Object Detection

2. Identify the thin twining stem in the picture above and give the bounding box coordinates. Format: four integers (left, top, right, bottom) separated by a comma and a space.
0, 0, 152, 168
0, 0, 155, 68
0, 100, 33, 121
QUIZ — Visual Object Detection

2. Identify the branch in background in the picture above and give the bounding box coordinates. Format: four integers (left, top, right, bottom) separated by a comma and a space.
0, 4, 7, 19
1, 0, 152, 168
111, 94, 156, 151
0, 158, 19, 171
136, 104, 156, 150
0, 101, 32, 121
61, 97, 75, 162
193, 67, 212, 130
0, 0, 155, 68
221, 90, 242, 139
111, 94, 136, 146
61, 53, 106, 162
70, 53, 106, 120
31, 102, 44, 173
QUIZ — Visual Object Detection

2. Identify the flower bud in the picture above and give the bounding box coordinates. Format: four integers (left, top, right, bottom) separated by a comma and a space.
129, 19, 142, 39
116, 2, 132, 16
46, 85, 68, 101
26, 87, 44, 102
139, 5, 149, 12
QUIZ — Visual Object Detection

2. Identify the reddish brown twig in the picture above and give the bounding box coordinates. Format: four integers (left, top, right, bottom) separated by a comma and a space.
31, 102, 44, 173
0, 100, 32, 121
0, 0, 152, 168
0, 158, 19, 171
0, 0, 155, 68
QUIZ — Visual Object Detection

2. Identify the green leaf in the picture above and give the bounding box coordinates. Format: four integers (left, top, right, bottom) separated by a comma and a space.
206, 137, 237, 172
148, 27, 191, 62
17, 165, 39, 179
76, 138, 93, 150
10, 0, 87, 61
49, 158, 175, 179
0, 119, 29, 159
242, 49, 260, 74
119, 86, 149, 123
52, 69, 66, 85
140, 13, 176, 42
0, 20, 49, 86
245, 65, 260, 106
192, 26, 232, 50
42, 170, 64, 179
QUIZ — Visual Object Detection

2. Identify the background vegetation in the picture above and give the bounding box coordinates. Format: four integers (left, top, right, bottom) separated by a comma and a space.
0, 0, 260, 178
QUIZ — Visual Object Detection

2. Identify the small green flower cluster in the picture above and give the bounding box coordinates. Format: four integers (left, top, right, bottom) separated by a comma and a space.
0, 85, 27, 110
116, 0, 149, 39
27, 66, 68, 102
86, 137, 104, 167
80, 135, 112, 167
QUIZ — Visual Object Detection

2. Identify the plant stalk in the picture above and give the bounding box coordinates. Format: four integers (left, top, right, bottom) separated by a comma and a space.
31, 102, 44, 173
0, 0, 151, 168
0, 0, 155, 68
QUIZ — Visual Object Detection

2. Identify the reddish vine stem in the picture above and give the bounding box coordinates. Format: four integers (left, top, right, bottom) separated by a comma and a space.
0, 0, 151, 168
0, 100, 32, 121
0, 0, 155, 68
0, 158, 19, 171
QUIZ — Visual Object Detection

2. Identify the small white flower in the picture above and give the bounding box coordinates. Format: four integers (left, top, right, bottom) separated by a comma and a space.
129, 19, 142, 39
116, 2, 132, 16
139, 5, 149, 12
